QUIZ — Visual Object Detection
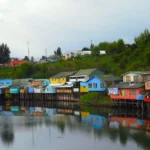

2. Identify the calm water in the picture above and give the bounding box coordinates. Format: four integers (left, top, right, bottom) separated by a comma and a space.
0, 102, 150, 150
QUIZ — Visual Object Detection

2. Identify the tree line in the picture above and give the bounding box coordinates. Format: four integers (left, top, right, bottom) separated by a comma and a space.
0, 43, 10, 64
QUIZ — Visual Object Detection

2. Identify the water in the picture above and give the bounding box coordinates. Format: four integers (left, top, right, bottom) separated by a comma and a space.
0, 102, 150, 150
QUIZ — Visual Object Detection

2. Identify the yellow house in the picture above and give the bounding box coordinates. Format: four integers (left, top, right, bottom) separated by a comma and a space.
50, 72, 76, 85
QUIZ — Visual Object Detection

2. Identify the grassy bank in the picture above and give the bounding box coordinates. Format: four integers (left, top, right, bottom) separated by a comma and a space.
80, 92, 112, 105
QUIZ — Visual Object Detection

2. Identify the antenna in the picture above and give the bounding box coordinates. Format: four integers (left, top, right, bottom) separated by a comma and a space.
27, 41, 30, 61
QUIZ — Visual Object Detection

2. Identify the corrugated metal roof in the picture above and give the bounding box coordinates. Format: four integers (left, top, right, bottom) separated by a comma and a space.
12, 78, 33, 86
109, 82, 144, 88
51, 72, 76, 78
72, 68, 97, 76
122, 71, 150, 76
99, 75, 122, 81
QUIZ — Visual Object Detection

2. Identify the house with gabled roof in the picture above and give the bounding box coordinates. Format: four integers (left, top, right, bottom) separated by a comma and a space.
69, 68, 104, 83
50, 71, 76, 85
80, 76, 106, 93
122, 71, 150, 83
108, 82, 145, 101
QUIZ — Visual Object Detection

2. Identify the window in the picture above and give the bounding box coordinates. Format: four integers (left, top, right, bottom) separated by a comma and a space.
6, 82, 10, 85
126, 76, 131, 81
130, 89, 136, 95
93, 83, 97, 88
88, 83, 92, 88
100, 83, 105, 88
93, 118, 98, 123
121, 90, 126, 96
147, 82, 150, 88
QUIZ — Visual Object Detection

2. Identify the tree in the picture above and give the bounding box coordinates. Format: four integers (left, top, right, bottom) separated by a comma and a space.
91, 46, 99, 57
0, 43, 11, 64
31, 56, 34, 62
98, 42, 109, 50
117, 39, 125, 53
54, 47, 62, 57
41, 56, 47, 60
24, 56, 29, 61
82, 47, 90, 51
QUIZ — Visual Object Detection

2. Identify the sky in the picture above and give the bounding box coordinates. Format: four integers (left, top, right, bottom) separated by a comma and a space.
0, 0, 150, 59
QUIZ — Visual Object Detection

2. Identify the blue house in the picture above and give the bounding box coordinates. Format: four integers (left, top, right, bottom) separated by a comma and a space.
0, 79, 12, 94
28, 85, 34, 93
80, 76, 107, 92
45, 84, 56, 93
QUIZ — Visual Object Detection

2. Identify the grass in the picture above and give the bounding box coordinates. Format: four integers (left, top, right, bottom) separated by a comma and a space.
80, 92, 112, 104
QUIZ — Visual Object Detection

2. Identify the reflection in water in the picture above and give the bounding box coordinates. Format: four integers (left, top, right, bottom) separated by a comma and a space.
0, 102, 150, 150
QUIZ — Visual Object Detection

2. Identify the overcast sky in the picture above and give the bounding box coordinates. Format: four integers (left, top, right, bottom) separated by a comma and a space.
0, 0, 150, 59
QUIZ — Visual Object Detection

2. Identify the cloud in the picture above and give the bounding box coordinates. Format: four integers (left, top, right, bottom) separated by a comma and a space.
0, 0, 150, 58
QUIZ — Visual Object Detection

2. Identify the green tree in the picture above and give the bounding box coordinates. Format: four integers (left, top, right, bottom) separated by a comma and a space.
24, 56, 29, 61
91, 46, 99, 57
0, 43, 11, 64
117, 39, 125, 53
31, 56, 34, 62
54, 47, 62, 56
98, 42, 108, 50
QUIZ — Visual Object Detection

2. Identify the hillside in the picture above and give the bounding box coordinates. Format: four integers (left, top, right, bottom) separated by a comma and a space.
1, 29, 150, 79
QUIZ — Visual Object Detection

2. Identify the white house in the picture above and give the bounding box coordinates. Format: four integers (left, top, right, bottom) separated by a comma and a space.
63, 50, 91, 60
122, 71, 150, 82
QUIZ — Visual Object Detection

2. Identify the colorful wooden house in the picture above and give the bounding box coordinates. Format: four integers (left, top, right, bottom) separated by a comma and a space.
108, 82, 145, 101
56, 82, 74, 93
80, 76, 106, 93
144, 80, 150, 102
98, 74, 122, 86
34, 85, 45, 93
31, 79, 50, 87
45, 84, 56, 93
50, 72, 76, 85
122, 71, 150, 83
10, 78, 32, 94
0, 79, 12, 94
69, 68, 104, 83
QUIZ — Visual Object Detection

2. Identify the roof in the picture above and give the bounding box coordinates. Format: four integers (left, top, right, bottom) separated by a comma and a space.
12, 78, 33, 86
82, 76, 105, 83
99, 74, 122, 81
71, 68, 97, 76
51, 72, 76, 78
122, 71, 150, 76
109, 82, 144, 89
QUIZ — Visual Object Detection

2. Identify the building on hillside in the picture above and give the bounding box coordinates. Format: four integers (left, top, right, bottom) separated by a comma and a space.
69, 68, 104, 82
63, 50, 91, 60
10, 59, 27, 67
80, 76, 107, 93
100, 50, 106, 55
108, 82, 145, 101
122, 71, 150, 83
50, 71, 76, 85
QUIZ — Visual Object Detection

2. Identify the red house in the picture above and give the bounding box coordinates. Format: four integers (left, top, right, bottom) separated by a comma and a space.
10, 59, 27, 67
108, 82, 145, 101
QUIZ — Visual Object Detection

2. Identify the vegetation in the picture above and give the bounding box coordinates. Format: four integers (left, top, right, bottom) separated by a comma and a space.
0, 43, 10, 64
1, 29, 150, 78
80, 92, 112, 104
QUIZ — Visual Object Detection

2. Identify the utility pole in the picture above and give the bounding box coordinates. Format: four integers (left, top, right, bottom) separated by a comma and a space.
27, 41, 30, 61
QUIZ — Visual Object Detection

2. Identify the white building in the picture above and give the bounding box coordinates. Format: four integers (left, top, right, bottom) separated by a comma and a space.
63, 50, 91, 60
